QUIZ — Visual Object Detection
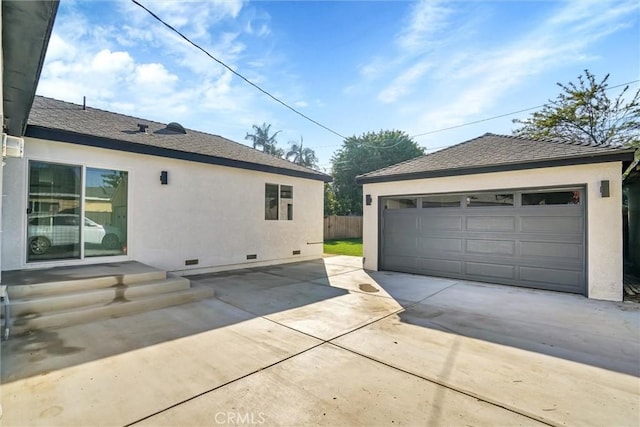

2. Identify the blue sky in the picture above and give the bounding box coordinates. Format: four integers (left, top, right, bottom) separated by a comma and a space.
36, 0, 639, 172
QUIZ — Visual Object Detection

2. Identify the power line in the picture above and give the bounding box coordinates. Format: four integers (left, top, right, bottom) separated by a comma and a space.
410, 80, 640, 139
130, 0, 346, 140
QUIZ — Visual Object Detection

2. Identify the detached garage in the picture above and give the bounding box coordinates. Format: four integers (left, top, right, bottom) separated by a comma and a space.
356, 133, 635, 301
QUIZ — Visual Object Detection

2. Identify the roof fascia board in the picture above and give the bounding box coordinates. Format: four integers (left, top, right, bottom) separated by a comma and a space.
26, 126, 332, 183
2, 1, 59, 136
356, 150, 636, 184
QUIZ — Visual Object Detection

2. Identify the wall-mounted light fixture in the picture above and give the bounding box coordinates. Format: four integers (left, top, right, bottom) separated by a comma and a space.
160, 171, 168, 185
365, 194, 372, 206
600, 180, 610, 197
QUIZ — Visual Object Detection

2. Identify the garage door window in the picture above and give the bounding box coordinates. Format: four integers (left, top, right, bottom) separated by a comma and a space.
385, 198, 417, 209
422, 195, 461, 208
522, 190, 580, 205
466, 193, 514, 207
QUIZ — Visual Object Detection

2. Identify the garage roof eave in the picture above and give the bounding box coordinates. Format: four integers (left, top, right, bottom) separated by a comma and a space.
356, 149, 637, 185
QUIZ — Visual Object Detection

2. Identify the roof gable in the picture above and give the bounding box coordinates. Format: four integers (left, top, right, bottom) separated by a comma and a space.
26, 96, 331, 182
356, 133, 635, 184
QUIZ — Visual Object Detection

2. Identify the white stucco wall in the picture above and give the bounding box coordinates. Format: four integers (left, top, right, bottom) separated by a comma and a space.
2, 138, 325, 274
362, 162, 624, 301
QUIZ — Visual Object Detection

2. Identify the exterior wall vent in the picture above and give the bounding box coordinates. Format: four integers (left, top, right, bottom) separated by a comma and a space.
185, 259, 199, 266
246, 254, 257, 260
293, 250, 301, 255
166, 122, 187, 134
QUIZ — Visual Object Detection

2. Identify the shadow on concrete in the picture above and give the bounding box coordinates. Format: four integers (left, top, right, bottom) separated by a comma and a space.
3, 256, 638, 383
370, 271, 640, 377
1, 258, 357, 383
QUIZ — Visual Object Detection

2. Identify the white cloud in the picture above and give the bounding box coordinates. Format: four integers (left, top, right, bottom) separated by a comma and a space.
37, 0, 278, 126
125, 0, 245, 39
116, 26, 154, 47
401, 0, 640, 134
352, 0, 456, 98
396, 0, 453, 54
133, 63, 179, 92
44, 33, 78, 61
91, 49, 135, 75
378, 61, 433, 104
245, 8, 272, 38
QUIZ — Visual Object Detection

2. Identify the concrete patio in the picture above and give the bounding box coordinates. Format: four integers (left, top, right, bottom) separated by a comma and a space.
1, 255, 638, 426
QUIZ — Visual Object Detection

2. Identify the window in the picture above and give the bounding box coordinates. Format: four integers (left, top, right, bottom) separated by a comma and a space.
85, 168, 128, 257
422, 195, 461, 208
384, 198, 417, 209
27, 161, 128, 262
522, 190, 580, 205
265, 183, 293, 220
466, 193, 514, 207
281, 185, 293, 220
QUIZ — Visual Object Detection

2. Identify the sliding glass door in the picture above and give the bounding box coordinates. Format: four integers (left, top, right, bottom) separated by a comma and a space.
84, 167, 128, 257
27, 161, 128, 262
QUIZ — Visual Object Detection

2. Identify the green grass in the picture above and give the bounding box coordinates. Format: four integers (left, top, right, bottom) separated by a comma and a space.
323, 238, 363, 256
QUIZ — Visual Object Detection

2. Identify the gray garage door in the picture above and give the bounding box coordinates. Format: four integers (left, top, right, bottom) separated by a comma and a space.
381, 188, 586, 294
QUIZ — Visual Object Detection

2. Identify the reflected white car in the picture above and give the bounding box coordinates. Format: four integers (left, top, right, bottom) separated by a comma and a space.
28, 213, 122, 255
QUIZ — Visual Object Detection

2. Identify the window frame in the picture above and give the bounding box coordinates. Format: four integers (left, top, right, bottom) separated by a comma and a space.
265, 183, 294, 221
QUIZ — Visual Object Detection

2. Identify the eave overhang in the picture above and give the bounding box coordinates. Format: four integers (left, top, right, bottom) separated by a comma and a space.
2, 0, 59, 136
26, 126, 333, 183
356, 149, 636, 185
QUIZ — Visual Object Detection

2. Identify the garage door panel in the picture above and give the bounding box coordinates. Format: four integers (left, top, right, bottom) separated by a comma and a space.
516, 233, 584, 243
465, 262, 516, 280
420, 215, 463, 231
385, 233, 418, 256
521, 216, 583, 234
520, 266, 582, 289
383, 255, 417, 271
520, 241, 582, 259
417, 257, 463, 275
419, 237, 462, 256
466, 216, 516, 232
466, 239, 515, 256
385, 213, 419, 233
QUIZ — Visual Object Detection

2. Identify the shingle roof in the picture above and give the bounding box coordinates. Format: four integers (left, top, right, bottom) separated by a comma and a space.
26, 96, 331, 182
356, 133, 635, 184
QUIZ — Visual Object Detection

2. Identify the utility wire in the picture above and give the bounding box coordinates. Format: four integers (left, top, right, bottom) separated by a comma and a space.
410, 80, 640, 138
128, 1, 639, 152
131, 0, 346, 140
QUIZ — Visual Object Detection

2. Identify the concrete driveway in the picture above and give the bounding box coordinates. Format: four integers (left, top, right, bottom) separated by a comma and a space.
2, 256, 638, 426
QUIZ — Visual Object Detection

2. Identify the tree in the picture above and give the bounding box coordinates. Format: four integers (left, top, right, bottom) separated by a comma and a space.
331, 130, 424, 215
513, 70, 640, 147
245, 123, 284, 157
287, 136, 319, 169
324, 183, 342, 216
101, 171, 126, 189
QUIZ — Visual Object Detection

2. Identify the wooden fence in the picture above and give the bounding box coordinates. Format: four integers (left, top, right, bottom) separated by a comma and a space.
324, 215, 363, 240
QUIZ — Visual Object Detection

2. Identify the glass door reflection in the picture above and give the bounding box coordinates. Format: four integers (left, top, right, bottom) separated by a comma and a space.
27, 161, 82, 261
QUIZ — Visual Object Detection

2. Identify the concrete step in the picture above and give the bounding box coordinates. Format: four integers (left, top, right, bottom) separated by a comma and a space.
10, 286, 214, 336
7, 276, 192, 318
7, 270, 167, 299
